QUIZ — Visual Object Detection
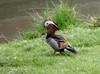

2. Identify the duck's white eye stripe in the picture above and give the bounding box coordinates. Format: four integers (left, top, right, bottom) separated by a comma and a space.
45, 23, 49, 26
45, 21, 55, 25
44, 20, 58, 27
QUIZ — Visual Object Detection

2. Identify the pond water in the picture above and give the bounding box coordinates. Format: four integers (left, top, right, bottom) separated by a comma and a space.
0, 0, 100, 43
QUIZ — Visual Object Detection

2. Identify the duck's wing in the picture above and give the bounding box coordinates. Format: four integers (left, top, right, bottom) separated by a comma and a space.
52, 35, 67, 42
52, 35, 71, 49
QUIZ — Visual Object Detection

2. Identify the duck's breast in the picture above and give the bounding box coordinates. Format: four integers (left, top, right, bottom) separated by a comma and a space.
46, 37, 59, 50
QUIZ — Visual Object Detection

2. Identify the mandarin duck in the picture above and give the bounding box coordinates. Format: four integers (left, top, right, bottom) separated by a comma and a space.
43, 20, 77, 54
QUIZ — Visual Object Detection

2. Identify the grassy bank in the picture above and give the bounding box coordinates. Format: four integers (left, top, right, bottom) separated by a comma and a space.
0, 1, 100, 74
0, 27, 100, 74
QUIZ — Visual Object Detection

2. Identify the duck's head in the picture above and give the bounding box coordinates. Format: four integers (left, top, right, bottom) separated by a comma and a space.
42, 20, 59, 30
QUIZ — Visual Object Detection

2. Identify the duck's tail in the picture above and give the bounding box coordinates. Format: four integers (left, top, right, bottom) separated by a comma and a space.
65, 45, 77, 54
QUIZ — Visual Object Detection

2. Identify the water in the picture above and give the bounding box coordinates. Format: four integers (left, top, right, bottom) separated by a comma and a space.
0, 0, 100, 43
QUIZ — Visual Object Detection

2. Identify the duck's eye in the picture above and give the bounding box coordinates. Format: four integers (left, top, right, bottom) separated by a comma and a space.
47, 23, 48, 24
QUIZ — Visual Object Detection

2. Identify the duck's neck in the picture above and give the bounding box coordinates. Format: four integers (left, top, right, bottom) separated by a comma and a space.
46, 25, 57, 39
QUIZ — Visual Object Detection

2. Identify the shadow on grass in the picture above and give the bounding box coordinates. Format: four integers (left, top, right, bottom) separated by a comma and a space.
44, 51, 76, 58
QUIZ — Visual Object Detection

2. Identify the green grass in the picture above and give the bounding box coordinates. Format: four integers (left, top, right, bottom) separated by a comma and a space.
23, 2, 81, 40
0, 27, 100, 74
44, 2, 81, 30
